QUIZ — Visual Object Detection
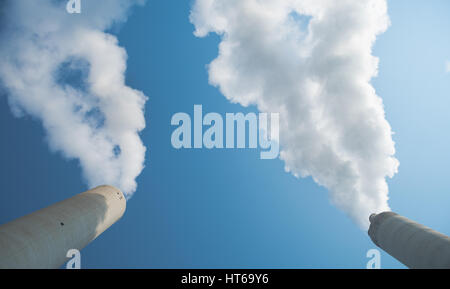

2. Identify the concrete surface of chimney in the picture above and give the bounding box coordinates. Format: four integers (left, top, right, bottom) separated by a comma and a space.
369, 211, 450, 269
0, 185, 126, 269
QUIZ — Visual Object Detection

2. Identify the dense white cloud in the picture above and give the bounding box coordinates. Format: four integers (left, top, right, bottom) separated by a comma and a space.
0, 0, 147, 197
191, 0, 399, 228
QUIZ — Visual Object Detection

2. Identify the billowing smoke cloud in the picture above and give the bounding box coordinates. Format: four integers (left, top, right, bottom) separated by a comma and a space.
191, 0, 399, 228
0, 1, 147, 197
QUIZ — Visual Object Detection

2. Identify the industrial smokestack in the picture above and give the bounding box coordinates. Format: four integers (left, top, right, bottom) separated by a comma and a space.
368, 212, 450, 269
0, 185, 126, 269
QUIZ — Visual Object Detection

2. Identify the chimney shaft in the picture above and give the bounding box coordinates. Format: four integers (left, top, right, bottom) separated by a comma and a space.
368, 212, 450, 269
0, 185, 126, 269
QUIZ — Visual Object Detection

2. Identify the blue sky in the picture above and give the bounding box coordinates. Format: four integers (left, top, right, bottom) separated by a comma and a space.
1, 0, 450, 268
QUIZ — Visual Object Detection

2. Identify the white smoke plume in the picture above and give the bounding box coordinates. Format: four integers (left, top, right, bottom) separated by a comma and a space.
191, 0, 399, 228
0, 0, 147, 198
